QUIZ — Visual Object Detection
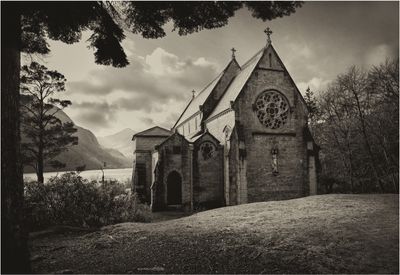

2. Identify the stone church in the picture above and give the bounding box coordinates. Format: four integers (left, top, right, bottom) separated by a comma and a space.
132, 28, 319, 211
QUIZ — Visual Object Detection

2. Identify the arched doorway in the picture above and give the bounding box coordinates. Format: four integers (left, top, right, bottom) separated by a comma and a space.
167, 171, 182, 205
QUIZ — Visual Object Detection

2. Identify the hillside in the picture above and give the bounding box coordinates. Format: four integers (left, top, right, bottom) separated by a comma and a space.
98, 128, 135, 158
50, 125, 131, 172
23, 110, 131, 173
30, 194, 399, 274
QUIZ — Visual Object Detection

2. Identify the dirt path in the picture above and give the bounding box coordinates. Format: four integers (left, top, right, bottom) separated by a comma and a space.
30, 194, 399, 274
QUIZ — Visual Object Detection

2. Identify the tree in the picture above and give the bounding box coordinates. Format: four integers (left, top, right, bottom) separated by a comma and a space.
316, 84, 359, 192
337, 66, 384, 191
314, 59, 399, 194
20, 62, 78, 183
1, 2, 303, 272
304, 87, 319, 125
367, 59, 399, 192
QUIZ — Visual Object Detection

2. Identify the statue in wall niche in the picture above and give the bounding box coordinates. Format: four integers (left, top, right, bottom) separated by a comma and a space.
200, 141, 215, 160
271, 147, 279, 175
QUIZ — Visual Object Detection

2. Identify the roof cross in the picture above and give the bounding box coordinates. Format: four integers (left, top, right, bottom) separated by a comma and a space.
264, 27, 273, 45
192, 90, 196, 98
231, 47, 236, 59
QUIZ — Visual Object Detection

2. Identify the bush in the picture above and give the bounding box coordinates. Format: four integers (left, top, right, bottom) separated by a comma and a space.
24, 172, 152, 231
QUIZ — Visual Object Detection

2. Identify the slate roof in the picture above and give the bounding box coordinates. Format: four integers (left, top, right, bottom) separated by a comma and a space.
207, 48, 264, 120
174, 43, 307, 128
132, 126, 172, 140
173, 71, 224, 128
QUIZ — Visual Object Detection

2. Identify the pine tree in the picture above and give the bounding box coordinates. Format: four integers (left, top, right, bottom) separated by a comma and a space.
304, 86, 319, 124
20, 62, 78, 183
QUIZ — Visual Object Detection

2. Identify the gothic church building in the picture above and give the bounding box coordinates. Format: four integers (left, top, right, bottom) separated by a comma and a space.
132, 29, 319, 211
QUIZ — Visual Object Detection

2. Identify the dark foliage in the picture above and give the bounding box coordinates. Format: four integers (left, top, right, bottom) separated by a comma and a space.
19, 2, 129, 67
304, 87, 319, 122
122, 2, 302, 38
313, 59, 399, 193
24, 173, 151, 231
20, 62, 78, 183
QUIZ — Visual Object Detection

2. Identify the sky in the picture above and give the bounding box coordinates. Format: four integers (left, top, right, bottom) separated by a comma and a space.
36, 1, 399, 137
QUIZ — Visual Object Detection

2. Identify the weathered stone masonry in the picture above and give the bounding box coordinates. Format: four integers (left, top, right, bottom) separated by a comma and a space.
131, 30, 319, 211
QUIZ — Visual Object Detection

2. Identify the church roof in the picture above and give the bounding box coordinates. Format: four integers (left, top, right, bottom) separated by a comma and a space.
173, 71, 224, 128
132, 126, 172, 140
207, 44, 308, 120
207, 48, 264, 119
173, 57, 241, 129
174, 41, 308, 128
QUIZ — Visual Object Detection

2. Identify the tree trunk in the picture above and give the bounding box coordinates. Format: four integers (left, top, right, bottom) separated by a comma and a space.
37, 156, 44, 184
37, 136, 44, 183
1, 3, 31, 273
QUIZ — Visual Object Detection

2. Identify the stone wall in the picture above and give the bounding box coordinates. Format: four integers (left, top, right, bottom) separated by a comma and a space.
205, 110, 235, 143
193, 133, 224, 208
234, 46, 310, 202
132, 135, 170, 203
135, 136, 170, 151
158, 133, 192, 209
132, 151, 152, 202
228, 129, 239, 205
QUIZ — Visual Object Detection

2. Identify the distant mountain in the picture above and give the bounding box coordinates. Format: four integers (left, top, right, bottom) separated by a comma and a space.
97, 128, 135, 158
22, 110, 132, 173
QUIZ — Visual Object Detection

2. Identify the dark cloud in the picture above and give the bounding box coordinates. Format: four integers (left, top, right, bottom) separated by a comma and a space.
70, 101, 119, 127
66, 49, 219, 115
113, 94, 163, 113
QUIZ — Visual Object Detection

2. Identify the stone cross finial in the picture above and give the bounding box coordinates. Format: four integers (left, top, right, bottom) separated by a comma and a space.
192, 90, 196, 98
231, 47, 236, 59
264, 27, 273, 45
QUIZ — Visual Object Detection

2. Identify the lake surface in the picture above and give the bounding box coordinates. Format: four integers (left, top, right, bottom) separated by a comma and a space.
24, 167, 133, 183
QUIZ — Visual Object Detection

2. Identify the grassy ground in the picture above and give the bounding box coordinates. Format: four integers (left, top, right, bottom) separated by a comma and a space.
30, 194, 399, 274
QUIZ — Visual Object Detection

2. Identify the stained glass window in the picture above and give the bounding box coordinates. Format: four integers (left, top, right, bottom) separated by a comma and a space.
255, 90, 289, 129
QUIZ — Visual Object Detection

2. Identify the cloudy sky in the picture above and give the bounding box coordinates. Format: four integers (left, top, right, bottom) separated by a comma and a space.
38, 1, 398, 137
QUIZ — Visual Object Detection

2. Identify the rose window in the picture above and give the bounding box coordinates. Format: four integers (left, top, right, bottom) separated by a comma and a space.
255, 91, 289, 129
200, 142, 215, 160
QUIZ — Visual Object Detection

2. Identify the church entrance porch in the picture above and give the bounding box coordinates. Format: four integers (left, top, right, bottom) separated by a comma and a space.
167, 171, 182, 205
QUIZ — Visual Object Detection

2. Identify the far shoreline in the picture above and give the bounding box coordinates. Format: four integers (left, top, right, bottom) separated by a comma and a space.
24, 167, 133, 183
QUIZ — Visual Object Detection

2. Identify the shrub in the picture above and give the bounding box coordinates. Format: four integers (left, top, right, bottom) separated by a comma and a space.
24, 172, 152, 231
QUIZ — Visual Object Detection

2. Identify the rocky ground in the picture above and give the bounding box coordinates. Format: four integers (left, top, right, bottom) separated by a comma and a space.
30, 194, 399, 274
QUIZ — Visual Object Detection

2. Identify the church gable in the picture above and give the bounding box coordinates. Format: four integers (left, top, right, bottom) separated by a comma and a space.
208, 44, 308, 122
257, 44, 285, 71
207, 49, 264, 120
233, 44, 308, 135
201, 58, 240, 119
173, 57, 240, 132
258, 45, 308, 113
156, 131, 188, 151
